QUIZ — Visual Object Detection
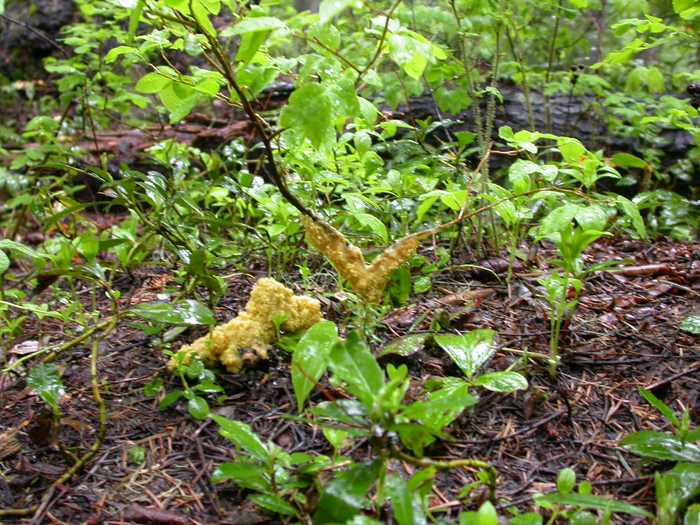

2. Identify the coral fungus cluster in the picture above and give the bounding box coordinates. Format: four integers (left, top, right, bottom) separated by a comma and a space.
301, 215, 428, 303
168, 278, 323, 373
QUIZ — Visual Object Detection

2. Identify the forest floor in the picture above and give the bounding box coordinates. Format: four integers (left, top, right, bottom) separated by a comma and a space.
1, 217, 700, 524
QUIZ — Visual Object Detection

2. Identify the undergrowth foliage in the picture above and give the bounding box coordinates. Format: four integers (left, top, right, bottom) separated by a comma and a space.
2, 0, 700, 523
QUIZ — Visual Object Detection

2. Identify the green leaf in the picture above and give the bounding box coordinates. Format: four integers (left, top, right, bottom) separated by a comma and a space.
434, 330, 497, 380
135, 72, 171, 94
685, 504, 700, 525
621, 431, 700, 462
474, 501, 498, 525
389, 34, 430, 80
356, 213, 388, 243
211, 462, 272, 492
387, 267, 411, 307
612, 153, 648, 169
319, 0, 355, 23
329, 330, 384, 407
144, 379, 163, 396
0, 250, 9, 276
537, 493, 653, 518
210, 414, 268, 461
230, 16, 287, 35
638, 386, 681, 428
386, 475, 415, 525
557, 468, 577, 495
130, 300, 215, 325
279, 83, 334, 150
0, 240, 38, 260
378, 333, 428, 358
575, 205, 607, 232
28, 363, 65, 410
188, 396, 209, 420
507, 513, 543, 525
558, 139, 586, 164
248, 494, 299, 517
681, 316, 700, 335
327, 460, 382, 508
159, 390, 182, 409
539, 204, 581, 239
616, 196, 646, 239
292, 321, 338, 412
472, 372, 528, 393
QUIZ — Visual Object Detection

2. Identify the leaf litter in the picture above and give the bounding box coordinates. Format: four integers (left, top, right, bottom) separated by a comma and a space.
1, 233, 700, 523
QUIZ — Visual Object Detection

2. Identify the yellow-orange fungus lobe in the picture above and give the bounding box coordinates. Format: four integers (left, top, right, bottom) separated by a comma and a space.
168, 278, 323, 373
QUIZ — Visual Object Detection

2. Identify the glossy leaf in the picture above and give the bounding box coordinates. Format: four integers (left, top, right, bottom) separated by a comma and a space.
434, 330, 497, 380
557, 468, 576, 495
681, 316, 700, 335
621, 431, 700, 462
292, 321, 338, 412
188, 396, 209, 420
130, 299, 215, 325
329, 330, 384, 406
211, 462, 272, 492
472, 372, 528, 393
28, 363, 65, 410
378, 333, 428, 358
210, 414, 268, 461
248, 494, 298, 517
386, 475, 415, 525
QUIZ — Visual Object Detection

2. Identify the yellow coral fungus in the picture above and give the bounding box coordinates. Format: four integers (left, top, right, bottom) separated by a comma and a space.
168, 278, 323, 373
301, 215, 429, 303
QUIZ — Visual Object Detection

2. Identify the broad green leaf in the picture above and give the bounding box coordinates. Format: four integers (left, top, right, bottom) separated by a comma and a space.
292, 321, 338, 411
279, 83, 334, 149
249, 494, 299, 517
472, 372, 528, 393
230, 16, 287, 35
105, 45, 139, 63
144, 379, 163, 397
378, 333, 428, 358
621, 431, 700, 462
557, 468, 577, 495
685, 504, 700, 525
210, 414, 268, 461
558, 139, 586, 164
537, 493, 653, 518
135, 72, 171, 94
474, 501, 498, 525
388, 34, 430, 80
616, 195, 645, 238
28, 363, 65, 410
0, 240, 37, 259
130, 299, 215, 325
0, 250, 9, 275
539, 204, 581, 239
329, 330, 384, 406
319, 0, 355, 23
188, 396, 209, 420
434, 330, 497, 380
356, 213, 388, 243
0, 0, 4, 15
575, 205, 607, 232
387, 267, 411, 307
211, 462, 272, 492
386, 475, 415, 525
327, 460, 382, 508
681, 316, 700, 335
611, 153, 648, 169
